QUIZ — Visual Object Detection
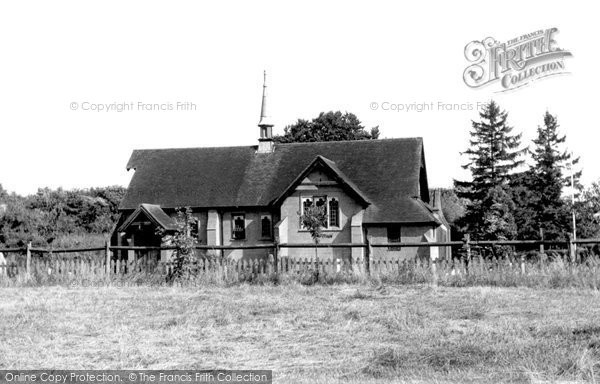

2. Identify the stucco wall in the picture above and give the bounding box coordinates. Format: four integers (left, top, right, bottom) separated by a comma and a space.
280, 180, 363, 261
434, 224, 451, 260
221, 210, 276, 261
163, 209, 274, 261
192, 211, 208, 245
367, 225, 433, 260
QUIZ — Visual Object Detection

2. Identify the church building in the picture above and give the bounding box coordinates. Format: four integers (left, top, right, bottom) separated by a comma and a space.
113, 73, 449, 262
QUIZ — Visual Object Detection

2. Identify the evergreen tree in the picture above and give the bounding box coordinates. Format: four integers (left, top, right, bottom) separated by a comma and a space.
524, 111, 580, 240
573, 181, 600, 239
481, 186, 518, 240
454, 100, 525, 240
509, 172, 539, 240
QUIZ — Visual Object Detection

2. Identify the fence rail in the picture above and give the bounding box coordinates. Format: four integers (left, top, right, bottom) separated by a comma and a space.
1, 237, 600, 283
3, 237, 600, 254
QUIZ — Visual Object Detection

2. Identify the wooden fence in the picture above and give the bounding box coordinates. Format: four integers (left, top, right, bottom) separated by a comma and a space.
1, 236, 599, 282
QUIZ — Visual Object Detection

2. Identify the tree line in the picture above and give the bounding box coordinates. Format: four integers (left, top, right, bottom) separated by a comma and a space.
454, 101, 599, 241
0, 185, 126, 247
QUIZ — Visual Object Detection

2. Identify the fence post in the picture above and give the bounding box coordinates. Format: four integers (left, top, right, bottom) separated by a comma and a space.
365, 237, 372, 276
26, 242, 32, 277
274, 241, 279, 275
105, 240, 111, 276
431, 257, 438, 286
465, 234, 471, 260
463, 234, 471, 274
520, 253, 525, 275
568, 234, 576, 264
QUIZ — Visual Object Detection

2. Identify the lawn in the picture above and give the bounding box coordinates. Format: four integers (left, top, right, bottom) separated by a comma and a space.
1, 283, 600, 383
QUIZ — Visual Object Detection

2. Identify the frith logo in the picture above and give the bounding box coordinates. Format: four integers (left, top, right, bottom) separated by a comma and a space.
463, 28, 572, 92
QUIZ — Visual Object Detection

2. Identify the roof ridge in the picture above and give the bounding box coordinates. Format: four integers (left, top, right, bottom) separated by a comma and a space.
132, 137, 423, 152
133, 145, 258, 152
276, 137, 423, 147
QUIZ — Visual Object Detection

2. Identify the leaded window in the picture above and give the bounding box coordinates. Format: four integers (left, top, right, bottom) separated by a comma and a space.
232, 213, 246, 240
314, 196, 327, 228
329, 198, 339, 227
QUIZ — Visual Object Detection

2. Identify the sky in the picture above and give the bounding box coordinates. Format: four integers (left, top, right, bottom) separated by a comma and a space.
0, 1, 597, 196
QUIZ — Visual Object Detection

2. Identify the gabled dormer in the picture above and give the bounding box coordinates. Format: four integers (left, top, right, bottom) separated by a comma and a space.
272, 155, 370, 208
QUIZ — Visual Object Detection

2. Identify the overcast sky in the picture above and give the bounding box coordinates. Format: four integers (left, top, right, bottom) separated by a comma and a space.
0, 1, 597, 195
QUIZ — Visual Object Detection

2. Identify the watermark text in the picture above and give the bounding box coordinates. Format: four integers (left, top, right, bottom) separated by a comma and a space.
369, 101, 486, 112
69, 101, 197, 112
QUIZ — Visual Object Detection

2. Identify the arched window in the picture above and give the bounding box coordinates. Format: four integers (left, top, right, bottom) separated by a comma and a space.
191, 218, 200, 238
329, 198, 339, 227
232, 214, 246, 240
315, 196, 327, 228
261, 214, 272, 239
302, 198, 313, 216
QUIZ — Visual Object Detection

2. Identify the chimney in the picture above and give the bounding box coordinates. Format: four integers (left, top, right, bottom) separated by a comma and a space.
257, 70, 274, 154
432, 189, 442, 211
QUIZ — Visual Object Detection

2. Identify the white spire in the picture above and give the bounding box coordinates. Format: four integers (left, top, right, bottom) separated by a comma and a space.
258, 70, 273, 128
257, 70, 275, 153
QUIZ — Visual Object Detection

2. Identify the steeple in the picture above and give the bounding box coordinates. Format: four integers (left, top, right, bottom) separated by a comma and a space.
257, 70, 274, 153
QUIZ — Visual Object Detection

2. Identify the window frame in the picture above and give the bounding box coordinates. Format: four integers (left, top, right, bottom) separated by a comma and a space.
328, 197, 340, 229
387, 224, 402, 251
299, 194, 341, 231
313, 196, 328, 229
190, 217, 200, 239
260, 213, 273, 240
301, 196, 313, 216
231, 213, 246, 240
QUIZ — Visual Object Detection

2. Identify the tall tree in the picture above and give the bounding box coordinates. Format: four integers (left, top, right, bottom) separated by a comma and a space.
454, 100, 526, 240
274, 111, 379, 143
523, 111, 579, 240
509, 172, 539, 240
573, 180, 600, 239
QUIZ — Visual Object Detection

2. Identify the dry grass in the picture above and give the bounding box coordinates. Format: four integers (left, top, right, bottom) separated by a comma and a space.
2, 284, 600, 383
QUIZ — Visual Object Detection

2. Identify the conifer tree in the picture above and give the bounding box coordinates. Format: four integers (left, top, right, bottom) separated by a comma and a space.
455, 101, 525, 240
574, 181, 600, 239
522, 111, 580, 240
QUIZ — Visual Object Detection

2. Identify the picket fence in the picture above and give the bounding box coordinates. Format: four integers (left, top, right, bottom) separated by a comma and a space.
0, 252, 428, 280
1, 237, 600, 282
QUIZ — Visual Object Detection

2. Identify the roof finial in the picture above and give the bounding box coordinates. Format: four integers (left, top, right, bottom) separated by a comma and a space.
258, 70, 273, 128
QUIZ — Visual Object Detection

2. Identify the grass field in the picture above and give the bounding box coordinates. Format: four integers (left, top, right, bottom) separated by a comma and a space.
2, 283, 600, 383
